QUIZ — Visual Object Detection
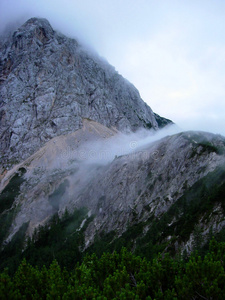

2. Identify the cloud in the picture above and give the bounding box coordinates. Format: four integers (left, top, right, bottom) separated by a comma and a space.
79, 124, 180, 165
110, 19, 225, 136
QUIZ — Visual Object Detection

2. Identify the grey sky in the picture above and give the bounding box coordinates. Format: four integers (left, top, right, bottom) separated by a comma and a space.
1, 0, 225, 135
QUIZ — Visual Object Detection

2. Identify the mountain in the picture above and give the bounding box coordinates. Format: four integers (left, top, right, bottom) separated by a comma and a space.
0, 17, 171, 171
0, 18, 225, 272
1, 127, 225, 252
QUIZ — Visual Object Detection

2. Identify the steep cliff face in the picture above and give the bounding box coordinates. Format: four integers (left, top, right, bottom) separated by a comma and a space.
1, 123, 225, 254
79, 131, 225, 252
0, 18, 171, 169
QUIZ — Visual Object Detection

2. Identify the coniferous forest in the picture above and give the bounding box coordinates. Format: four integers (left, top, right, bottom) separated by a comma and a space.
0, 205, 225, 299
0, 238, 225, 299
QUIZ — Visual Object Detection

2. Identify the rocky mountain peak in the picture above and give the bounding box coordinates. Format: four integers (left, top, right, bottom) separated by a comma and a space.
12, 17, 54, 47
19, 17, 53, 30
0, 18, 172, 170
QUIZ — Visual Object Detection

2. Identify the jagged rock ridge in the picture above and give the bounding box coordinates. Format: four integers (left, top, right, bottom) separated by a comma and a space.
0, 17, 171, 169
1, 125, 225, 254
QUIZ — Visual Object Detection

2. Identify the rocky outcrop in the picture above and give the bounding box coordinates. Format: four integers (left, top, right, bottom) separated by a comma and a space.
77, 131, 225, 248
0, 18, 171, 169
1, 124, 225, 253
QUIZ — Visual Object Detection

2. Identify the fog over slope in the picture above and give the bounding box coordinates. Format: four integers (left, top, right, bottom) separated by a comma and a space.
1, 118, 225, 255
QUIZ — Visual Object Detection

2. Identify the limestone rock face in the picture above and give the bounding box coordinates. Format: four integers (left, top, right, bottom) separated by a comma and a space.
76, 131, 225, 248
0, 18, 171, 168
1, 124, 225, 253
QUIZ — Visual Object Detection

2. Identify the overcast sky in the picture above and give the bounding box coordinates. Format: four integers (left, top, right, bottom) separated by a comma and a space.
1, 0, 225, 136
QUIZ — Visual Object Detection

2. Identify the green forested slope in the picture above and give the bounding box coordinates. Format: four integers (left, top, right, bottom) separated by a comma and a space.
0, 239, 225, 299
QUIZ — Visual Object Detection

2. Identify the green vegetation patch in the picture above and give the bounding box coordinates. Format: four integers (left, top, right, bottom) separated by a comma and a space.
1, 239, 225, 299
0, 168, 26, 214
0, 206, 19, 246
189, 138, 225, 158
0, 207, 92, 274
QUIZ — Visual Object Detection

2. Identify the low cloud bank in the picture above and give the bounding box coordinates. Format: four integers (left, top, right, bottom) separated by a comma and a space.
59, 124, 181, 166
